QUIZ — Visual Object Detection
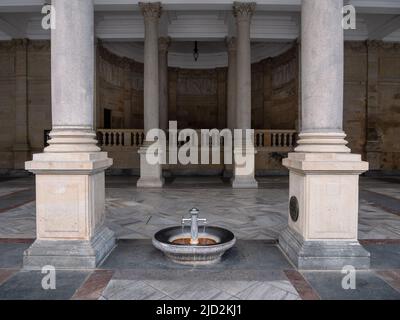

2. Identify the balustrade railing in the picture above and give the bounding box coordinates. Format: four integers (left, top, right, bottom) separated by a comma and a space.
97, 129, 145, 149
254, 129, 297, 150
96, 128, 297, 151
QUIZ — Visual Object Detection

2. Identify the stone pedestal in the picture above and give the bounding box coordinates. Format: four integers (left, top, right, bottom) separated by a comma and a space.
279, 153, 370, 270
24, 152, 115, 269
137, 143, 165, 188
231, 141, 258, 188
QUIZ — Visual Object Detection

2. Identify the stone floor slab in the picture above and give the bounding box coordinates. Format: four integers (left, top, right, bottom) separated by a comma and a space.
301, 271, 400, 300
0, 270, 90, 300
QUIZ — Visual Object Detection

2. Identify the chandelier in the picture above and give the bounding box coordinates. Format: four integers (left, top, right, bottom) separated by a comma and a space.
193, 41, 199, 61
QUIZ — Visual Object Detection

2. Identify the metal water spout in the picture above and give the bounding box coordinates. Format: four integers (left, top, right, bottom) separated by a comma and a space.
181, 208, 207, 245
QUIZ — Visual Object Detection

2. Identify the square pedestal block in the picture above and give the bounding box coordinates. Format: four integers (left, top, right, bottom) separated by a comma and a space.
23, 152, 116, 269
279, 152, 370, 270
137, 145, 164, 188
232, 146, 258, 189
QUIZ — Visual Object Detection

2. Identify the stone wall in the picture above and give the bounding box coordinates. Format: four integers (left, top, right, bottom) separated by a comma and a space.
343, 41, 400, 171
252, 45, 299, 130
0, 40, 399, 172
0, 41, 16, 168
0, 40, 51, 171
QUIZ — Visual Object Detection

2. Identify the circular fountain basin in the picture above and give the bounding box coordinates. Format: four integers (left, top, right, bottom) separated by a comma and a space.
152, 226, 236, 265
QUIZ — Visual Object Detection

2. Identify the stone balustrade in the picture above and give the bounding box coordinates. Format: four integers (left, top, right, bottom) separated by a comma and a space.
95, 128, 296, 152
97, 129, 145, 149
255, 129, 297, 151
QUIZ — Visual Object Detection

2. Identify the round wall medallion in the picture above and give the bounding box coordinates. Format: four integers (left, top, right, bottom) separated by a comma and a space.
289, 196, 299, 222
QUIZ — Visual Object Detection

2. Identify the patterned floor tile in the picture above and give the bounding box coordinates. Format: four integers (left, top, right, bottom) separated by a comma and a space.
101, 279, 167, 300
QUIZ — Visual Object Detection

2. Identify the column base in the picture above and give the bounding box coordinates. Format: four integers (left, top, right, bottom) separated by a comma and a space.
24, 151, 115, 269
23, 226, 115, 270
137, 176, 165, 188
232, 142, 258, 189
137, 144, 164, 188
279, 228, 370, 270
280, 152, 369, 270
231, 175, 258, 189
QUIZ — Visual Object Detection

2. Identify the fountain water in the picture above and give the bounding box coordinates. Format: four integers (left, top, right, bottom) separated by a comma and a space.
152, 208, 236, 265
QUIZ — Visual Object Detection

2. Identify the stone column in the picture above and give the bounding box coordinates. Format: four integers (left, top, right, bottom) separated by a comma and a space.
231, 2, 258, 188
137, 2, 164, 188
226, 37, 237, 130
279, 0, 370, 270
13, 39, 31, 169
24, 0, 115, 269
159, 36, 170, 131
223, 37, 237, 178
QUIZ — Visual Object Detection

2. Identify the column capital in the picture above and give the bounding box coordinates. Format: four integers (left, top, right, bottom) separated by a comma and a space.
225, 36, 237, 52
233, 2, 256, 21
158, 36, 171, 53
139, 2, 162, 20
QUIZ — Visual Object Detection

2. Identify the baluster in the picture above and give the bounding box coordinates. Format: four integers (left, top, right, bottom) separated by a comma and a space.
123, 131, 129, 147
105, 132, 109, 146
271, 133, 276, 147
134, 132, 138, 146
288, 133, 293, 147
98, 132, 104, 147
116, 132, 120, 146
141, 132, 145, 145
283, 133, 287, 147
264, 131, 271, 147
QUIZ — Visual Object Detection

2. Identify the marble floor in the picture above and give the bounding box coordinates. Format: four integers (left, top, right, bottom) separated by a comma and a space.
1, 175, 400, 240
0, 175, 400, 300
0, 239, 399, 300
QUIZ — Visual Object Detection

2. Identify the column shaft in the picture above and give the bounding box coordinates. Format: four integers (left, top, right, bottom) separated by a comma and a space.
159, 37, 170, 131
142, 2, 161, 133
234, 3, 254, 130
231, 2, 258, 189
226, 37, 237, 130
296, 0, 349, 152
137, 2, 164, 188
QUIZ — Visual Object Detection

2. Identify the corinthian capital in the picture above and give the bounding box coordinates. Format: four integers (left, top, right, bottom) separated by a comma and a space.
139, 2, 162, 20
233, 2, 256, 21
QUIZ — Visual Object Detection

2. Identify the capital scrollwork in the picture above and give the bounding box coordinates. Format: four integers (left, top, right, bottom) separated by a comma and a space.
139, 2, 162, 20
233, 2, 256, 21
